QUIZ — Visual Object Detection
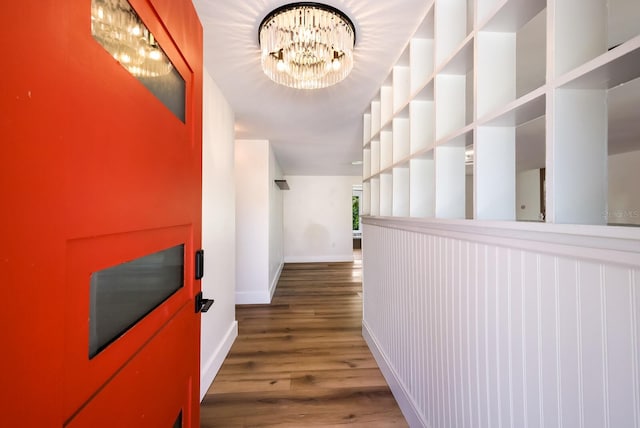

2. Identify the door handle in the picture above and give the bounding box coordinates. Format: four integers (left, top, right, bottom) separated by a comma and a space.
195, 291, 214, 313
195, 249, 204, 280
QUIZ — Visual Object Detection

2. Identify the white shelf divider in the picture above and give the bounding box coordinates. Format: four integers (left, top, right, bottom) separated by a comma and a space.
371, 139, 380, 175
435, 74, 467, 140
476, 31, 516, 119
371, 100, 381, 136
480, 0, 546, 32
363, 113, 371, 145
550, 88, 607, 224
410, 38, 435, 94
393, 118, 410, 163
515, 7, 546, 97
553, 0, 607, 77
360, 0, 637, 230
380, 173, 393, 216
380, 86, 393, 125
370, 177, 380, 216
410, 100, 435, 154
380, 131, 393, 171
410, 154, 435, 217
363, 148, 371, 180
435, 0, 472, 66
392, 166, 410, 217
475, 126, 516, 220
435, 139, 466, 218
362, 181, 371, 215
477, 0, 506, 28
393, 66, 411, 113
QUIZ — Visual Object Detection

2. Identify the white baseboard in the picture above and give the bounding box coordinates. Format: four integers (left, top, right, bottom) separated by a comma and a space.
200, 321, 238, 401
235, 290, 272, 304
269, 262, 283, 300
235, 262, 284, 304
362, 321, 429, 428
284, 254, 354, 263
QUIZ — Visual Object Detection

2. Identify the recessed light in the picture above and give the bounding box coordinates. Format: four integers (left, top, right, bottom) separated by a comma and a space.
351, 160, 363, 165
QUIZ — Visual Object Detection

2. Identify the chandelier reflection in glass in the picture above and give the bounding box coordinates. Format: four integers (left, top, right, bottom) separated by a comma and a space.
259, 3, 356, 90
91, 0, 173, 78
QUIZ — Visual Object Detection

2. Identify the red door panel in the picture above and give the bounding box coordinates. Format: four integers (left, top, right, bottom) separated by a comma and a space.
66, 304, 197, 428
0, 0, 203, 426
63, 225, 195, 419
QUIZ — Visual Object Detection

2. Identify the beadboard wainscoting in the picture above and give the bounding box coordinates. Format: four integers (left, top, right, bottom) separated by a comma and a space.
362, 217, 640, 428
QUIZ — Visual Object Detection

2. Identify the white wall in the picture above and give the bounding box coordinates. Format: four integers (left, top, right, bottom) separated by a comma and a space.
235, 139, 284, 303
269, 149, 284, 296
200, 69, 238, 400
283, 176, 360, 263
362, 217, 640, 428
608, 150, 640, 226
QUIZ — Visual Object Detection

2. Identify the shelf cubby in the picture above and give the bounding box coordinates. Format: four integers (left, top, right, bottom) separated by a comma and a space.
380, 86, 393, 126
608, 77, 640, 158
380, 173, 393, 216
476, 2, 546, 120
371, 99, 381, 136
393, 47, 411, 113
380, 131, 393, 171
393, 117, 410, 163
410, 99, 435, 154
435, 0, 474, 67
434, 36, 474, 141
557, 37, 640, 90
600, 74, 640, 226
434, 72, 472, 141
435, 137, 467, 219
465, 154, 474, 219
363, 148, 371, 180
370, 177, 380, 216
515, 116, 546, 222
393, 166, 410, 217
553, 0, 640, 77
410, 152, 436, 218
361, 0, 639, 229
410, 7, 435, 94
476, 0, 504, 27
480, 0, 546, 32
551, 88, 607, 225
362, 181, 371, 216
608, 77, 640, 226
370, 139, 380, 176
475, 126, 516, 220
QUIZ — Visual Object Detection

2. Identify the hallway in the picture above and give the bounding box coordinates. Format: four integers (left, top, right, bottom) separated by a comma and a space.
200, 258, 407, 427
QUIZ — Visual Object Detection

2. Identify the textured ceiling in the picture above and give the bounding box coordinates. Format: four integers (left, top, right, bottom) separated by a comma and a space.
192, 0, 430, 175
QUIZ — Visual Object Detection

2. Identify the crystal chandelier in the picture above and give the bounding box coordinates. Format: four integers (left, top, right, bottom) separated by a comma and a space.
259, 3, 356, 90
90, 0, 173, 78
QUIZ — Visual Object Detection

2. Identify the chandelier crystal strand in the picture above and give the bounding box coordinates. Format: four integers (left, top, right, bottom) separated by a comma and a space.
259, 3, 355, 89
91, 0, 173, 78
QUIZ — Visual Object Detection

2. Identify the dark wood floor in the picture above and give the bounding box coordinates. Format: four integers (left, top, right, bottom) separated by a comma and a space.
200, 256, 407, 427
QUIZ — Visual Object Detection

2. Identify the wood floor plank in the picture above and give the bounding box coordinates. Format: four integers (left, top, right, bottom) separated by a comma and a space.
200, 258, 407, 427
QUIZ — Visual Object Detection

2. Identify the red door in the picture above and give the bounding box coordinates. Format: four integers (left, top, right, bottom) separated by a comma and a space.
0, 0, 203, 426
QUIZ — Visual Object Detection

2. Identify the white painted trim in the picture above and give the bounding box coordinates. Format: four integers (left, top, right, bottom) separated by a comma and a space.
284, 254, 354, 263
363, 321, 429, 428
199, 320, 238, 401
235, 290, 272, 305
269, 262, 284, 300
362, 216, 640, 267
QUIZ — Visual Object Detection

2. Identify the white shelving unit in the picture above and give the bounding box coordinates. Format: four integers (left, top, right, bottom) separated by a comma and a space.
361, 0, 640, 226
